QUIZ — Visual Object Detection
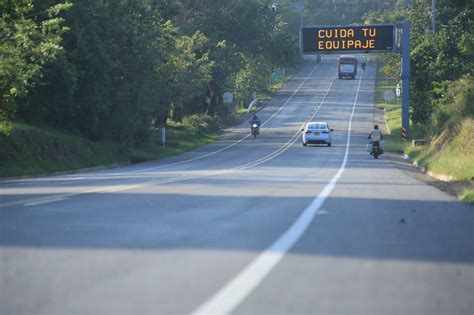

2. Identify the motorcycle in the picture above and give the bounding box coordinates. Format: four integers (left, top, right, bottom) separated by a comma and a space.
368, 140, 383, 159
251, 123, 259, 138
361, 62, 366, 71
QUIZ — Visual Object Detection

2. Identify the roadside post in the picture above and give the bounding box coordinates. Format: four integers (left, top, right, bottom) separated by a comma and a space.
396, 81, 401, 111
162, 127, 166, 148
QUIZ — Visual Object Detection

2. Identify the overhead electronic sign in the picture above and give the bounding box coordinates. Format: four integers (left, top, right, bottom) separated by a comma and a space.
302, 25, 394, 53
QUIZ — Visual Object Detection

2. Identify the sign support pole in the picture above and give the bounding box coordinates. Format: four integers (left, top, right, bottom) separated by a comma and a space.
401, 21, 411, 141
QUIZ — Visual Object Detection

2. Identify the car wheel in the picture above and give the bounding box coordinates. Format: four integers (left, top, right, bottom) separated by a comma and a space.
327, 142, 331, 147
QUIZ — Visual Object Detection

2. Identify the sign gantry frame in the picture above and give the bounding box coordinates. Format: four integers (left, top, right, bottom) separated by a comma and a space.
302, 23, 411, 141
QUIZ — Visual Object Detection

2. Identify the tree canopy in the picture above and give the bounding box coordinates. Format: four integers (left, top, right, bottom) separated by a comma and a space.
365, 0, 473, 125
0, 0, 71, 134
3, 0, 470, 142
1, 0, 301, 142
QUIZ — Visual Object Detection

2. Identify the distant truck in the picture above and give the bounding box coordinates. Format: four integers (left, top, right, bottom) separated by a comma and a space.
337, 55, 357, 79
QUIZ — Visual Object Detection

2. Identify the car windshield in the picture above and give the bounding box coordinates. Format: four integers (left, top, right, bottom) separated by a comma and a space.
307, 123, 327, 130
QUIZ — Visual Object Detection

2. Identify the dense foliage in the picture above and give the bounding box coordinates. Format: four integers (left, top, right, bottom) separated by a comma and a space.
1, 0, 300, 143
1, 1, 71, 135
365, 0, 473, 127
305, 0, 395, 25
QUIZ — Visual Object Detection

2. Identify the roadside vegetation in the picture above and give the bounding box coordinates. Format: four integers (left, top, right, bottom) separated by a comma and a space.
1, 1, 303, 138
2, 0, 471, 191
1, 0, 304, 177
0, 119, 218, 178
370, 0, 473, 202
0, 62, 297, 179
4, 0, 390, 178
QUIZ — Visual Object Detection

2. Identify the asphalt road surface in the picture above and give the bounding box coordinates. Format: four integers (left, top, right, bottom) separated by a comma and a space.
1, 57, 473, 315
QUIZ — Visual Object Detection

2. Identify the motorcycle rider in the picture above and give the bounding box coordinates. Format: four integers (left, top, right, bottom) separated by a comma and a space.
368, 124, 383, 155
249, 115, 261, 134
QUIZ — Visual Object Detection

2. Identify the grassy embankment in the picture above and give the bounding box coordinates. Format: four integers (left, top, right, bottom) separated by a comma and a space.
375, 69, 474, 203
0, 120, 218, 178
0, 67, 298, 179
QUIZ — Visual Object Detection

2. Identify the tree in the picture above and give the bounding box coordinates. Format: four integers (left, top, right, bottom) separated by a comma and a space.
167, 31, 213, 121
174, 0, 299, 116
305, 0, 396, 26
5, 0, 302, 142
0, 0, 71, 134
21, 0, 185, 142
364, 0, 473, 125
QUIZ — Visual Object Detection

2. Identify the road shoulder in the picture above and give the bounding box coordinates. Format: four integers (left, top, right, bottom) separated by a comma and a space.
386, 152, 474, 202
375, 108, 473, 203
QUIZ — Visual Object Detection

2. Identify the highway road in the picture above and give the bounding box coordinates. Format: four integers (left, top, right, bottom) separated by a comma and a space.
1, 56, 473, 315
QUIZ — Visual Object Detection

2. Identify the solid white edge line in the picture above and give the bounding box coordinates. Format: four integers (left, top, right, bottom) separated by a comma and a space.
191, 70, 364, 315
24, 197, 67, 206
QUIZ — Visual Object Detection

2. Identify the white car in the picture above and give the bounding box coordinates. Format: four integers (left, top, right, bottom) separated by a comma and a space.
302, 122, 333, 147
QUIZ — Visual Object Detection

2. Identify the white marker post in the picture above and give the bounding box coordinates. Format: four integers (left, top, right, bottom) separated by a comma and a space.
162, 127, 166, 147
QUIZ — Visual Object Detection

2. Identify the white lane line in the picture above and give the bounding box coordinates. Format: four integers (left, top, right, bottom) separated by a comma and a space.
316, 209, 329, 215
23, 197, 67, 206
191, 71, 364, 315
19, 176, 203, 207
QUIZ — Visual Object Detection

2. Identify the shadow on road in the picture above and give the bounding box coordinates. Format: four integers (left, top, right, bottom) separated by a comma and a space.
2, 188, 473, 265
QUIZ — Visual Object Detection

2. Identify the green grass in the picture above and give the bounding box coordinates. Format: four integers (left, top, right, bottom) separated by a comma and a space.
383, 105, 404, 152
375, 82, 412, 153
405, 118, 474, 181
374, 74, 403, 150
0, 121, 219, 178
460, 189, 474, 204
0, 123, 125, 177
374, 66, 474, 203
